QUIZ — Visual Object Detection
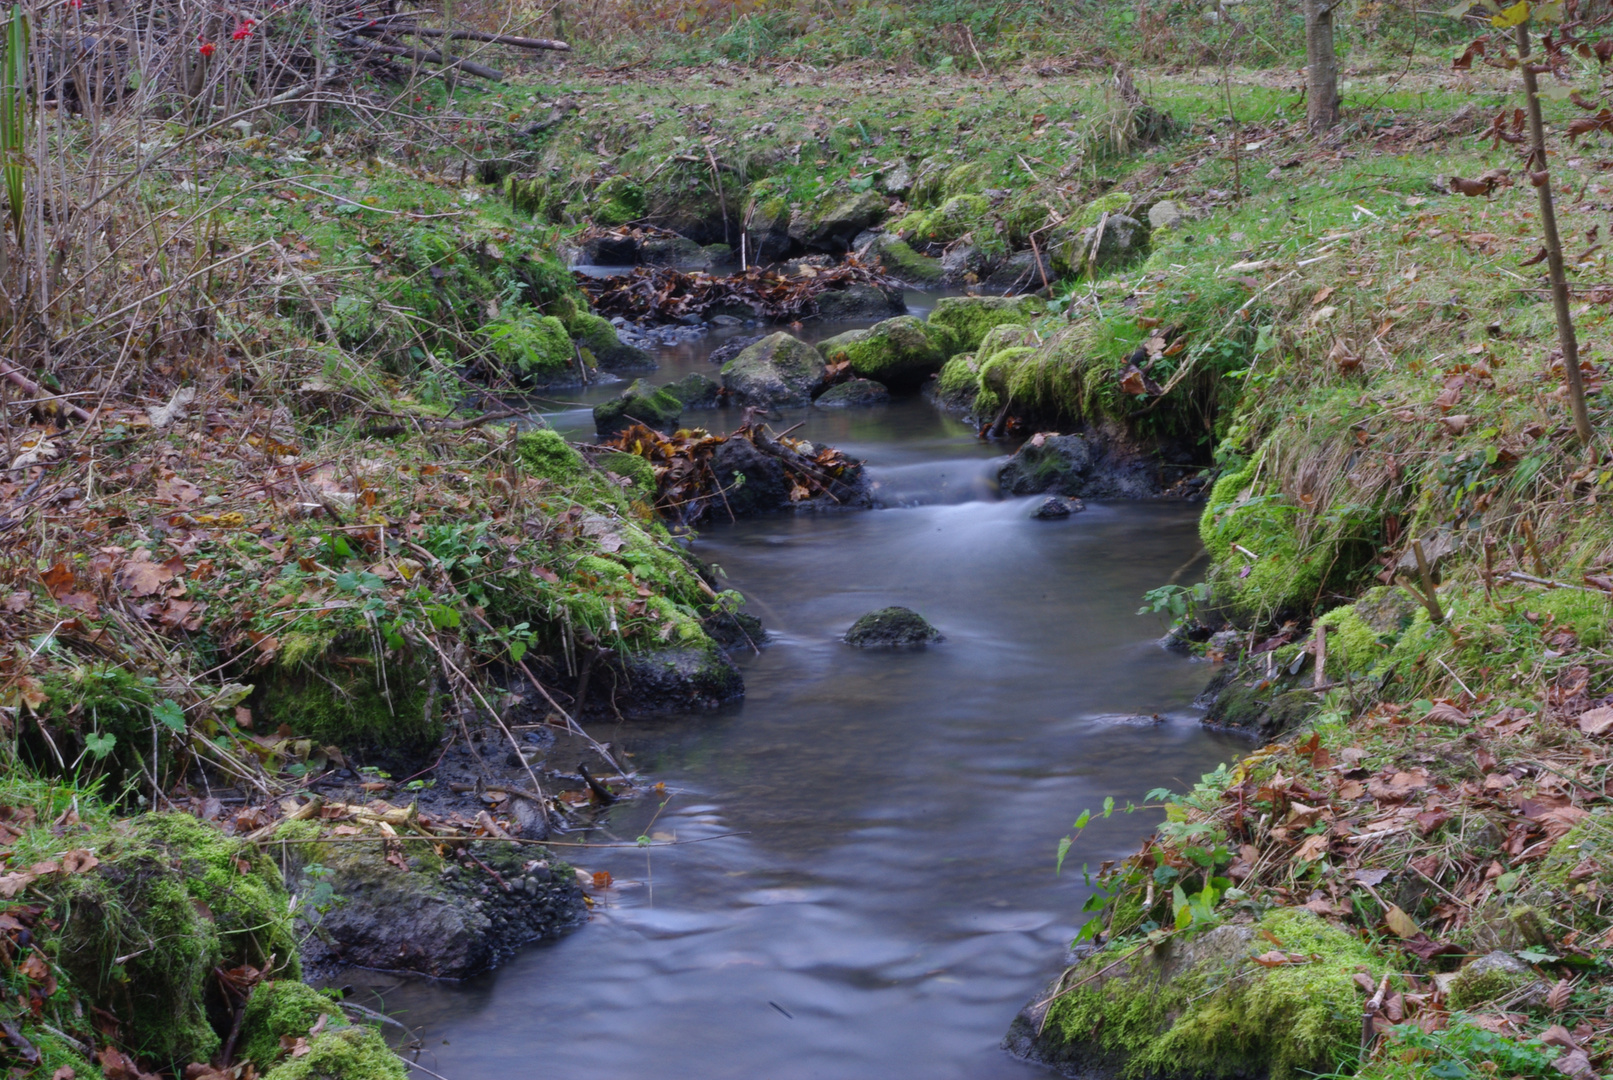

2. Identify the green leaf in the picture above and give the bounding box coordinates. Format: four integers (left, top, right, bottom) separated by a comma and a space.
153, 699, 186, 732
1073, 809, 1091, 829
509, 640, 527, 664
84, 732, 116, 759
427, 604, 461, 630
1441, 0, 1476, 15
1102, 796, 1115, 817
1056, 836, 1073, 874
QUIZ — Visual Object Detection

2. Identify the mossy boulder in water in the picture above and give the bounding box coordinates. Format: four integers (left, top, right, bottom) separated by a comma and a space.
998, 430, 1160, 500
815, 378, 890, 408
819, 315, 958, 389
813, 283, 905, 319
845, 606, 943, 647
933, 353, 981, 411
663, 371, 721, 409
594, 379, 684, 439
567, 312, 656, 374
721, 332, 825, 407
865, 234, 944, 284
1006, 909, 1385, 1080
928, 295, 1047, 351
598, 641, 745, 715
589, 175, 646, 228
239, 981, 350, 1070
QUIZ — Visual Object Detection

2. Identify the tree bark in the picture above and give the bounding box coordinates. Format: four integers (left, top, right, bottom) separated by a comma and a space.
1304, 0, 1340, 131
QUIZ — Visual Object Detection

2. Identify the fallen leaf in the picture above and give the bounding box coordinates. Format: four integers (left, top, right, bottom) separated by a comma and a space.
1351, 868, 1391, 887
61, 849, 98, 873
1385, 904, 1422, 939
1252, 950, 1314, 966
1577, 706, 1613, 735
1295, 833, 1330, 861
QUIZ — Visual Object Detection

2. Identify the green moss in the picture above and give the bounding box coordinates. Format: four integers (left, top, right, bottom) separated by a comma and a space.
1447, 957, 1537, 1011
1200, 461, 1326, 621
261, 1027, 407, 1080
478, 311, 577, 386
935, 353, 980, 409
874, 236, 944, 283
928, 295, 1047, 352
51, 814, 299, 1068
909, 194, 992, 247
1048, 910, 1383, 1080
1076, 190, 1134, 226
257, 648, 436, 752
239, 982, 349, 1070
595, 449, 658, 501
1315, 588, 1419, 675
590, 175, 646, 228
505, 175, 565, 221
516, 430, 586, 481
821, 315, 954, 387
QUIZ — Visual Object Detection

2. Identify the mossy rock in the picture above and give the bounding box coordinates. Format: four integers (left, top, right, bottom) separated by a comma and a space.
662, 372, 721, 409
505, 175, 565, 222
1011, 910, 1386, 1080
867, 234, 944, 284
594, 379, 683, 439
240, 982, 349, 1070
515, 429, 586, 482
789, 188, 889, 252
908, 194, 992, 247
814, 378, 890, 408
52, 814, 300, 1069
567, 311, 655, 374
598, 638, 745, 715
261, 1027, 407, 1080
1075, 190, 1134, 227
1047, 213, 1150, 277
819, 315, 954, 389
1446, 951, 1541, 1010
1314, 587, 1420, 675
721, 332, 825, 407
976, 323, 1037, 361
940, 160, 992, 200
589, 175, 646, 228
934, 353, 981, 411
928, 295, 1047, 352
845, 606, 942, 647
1201, 671, 1316, 739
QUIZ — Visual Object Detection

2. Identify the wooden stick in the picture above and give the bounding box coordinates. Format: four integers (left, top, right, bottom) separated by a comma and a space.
343, 36, 504, 81
0, 363, 93, 423
402, 27, 570, 50
1520, 517, 1548, 576
1412, 538, 1444, 624
1313, 623, 1328, 690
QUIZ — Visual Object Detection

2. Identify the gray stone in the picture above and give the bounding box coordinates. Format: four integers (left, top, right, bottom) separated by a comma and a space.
1032, 496, 1083, 519
1148, 199, 1187, 229
984, 250, 1053, 290
845, 606, 943, 647
597, 644, 745, 716
997, 429, 1160, 500
640, 234, 714, 268
1048, 213, 1150, 276
814, 378, 890, 409
721, 332, 826, 407
789, 189, 890, 252
593, 378, 683, 439
881, 162, 913, 196
663, 372, 721, 409
813, 283, 905, 320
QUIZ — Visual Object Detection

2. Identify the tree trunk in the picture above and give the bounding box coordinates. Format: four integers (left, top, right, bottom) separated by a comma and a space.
1304, 0, 1340, 131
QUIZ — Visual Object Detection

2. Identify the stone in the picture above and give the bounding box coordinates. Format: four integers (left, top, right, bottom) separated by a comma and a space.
710, 434, 793, 515
1447, 950, 1547, 1010
639, 234, 714, 268
593, 379, 683, 439
597, 642, 745, 715
927, 294, 1047, 351
997, 429, 1161, 500
1032, 496, 1084, 519
813, 283, 905, 320
999, 433, 1093, 495
817, 315, 956, 389
1148, 199, 1187, 229
707, 334, 765, 368
845, 606, 943, 647
1047, 213, 1149, 276
662, 372, 721, 409
881, 162, 913, 196
743, 179, 794, 264
865, 233, 944, 284
983, 249, 1053, 290
814, 378, 890, 408
789, 188, 889, 252
720, 332, 826, 407
932, 353, 982, 411
568, 312, 657, 374
940, 243, 994, 283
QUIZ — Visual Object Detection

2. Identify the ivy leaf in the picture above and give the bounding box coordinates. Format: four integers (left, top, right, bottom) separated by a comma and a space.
153, 699, 186, 733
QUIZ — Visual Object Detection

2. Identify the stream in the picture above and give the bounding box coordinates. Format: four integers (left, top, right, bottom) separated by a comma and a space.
358, 292, 1243, 1077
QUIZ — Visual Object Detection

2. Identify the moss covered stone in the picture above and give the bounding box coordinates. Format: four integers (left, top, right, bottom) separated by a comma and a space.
941, 160, 992, 200
814, 378, 890, 408
662, 372, 721, 409
907, 194, 992, 247
868, 234, 944, 284
819, 315, 955, 388
1314, 588, 1420, 675
845, 606, 942, 647
1446, 951, 1540, 1010
53, 814, 300, 1068
257, 649, 437, 753
928, 295, 1047, 352
934, 353, 981, 410
239, 981, 349, 1070
594, 379, 684, 439
789, 188, 888, 251
261, 1027, 407, 1080
1028, 910, 1383, 1080
721, 332, 826, 406
567, 311, 655, 374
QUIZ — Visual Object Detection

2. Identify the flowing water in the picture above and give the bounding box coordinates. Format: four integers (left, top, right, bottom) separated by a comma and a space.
358, 297, 1243, 1077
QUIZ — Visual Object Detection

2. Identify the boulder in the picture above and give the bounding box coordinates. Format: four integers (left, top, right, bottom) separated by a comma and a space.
710, 434, 793, 515
813, 283, 905, 320
814, 378, 891, 408
593, 379, 683, 439
663, 372, 721, 409
743, 180, 795, 264
707, 334, 765, 368
1048, 213, 1149, 276
568, 312, 657, 374
998, 430, 1160, 500
984, 249, 1053, 290
640, 234, 714, 268
597, 642, 745, 715
845, 606, 943, 647
818, 315, 957, 389
283, 834, 583, 980
932, 353, 981, 411
1148, 199, 1188, 229
880, 162, 913, 196
865, 233, 944, 284
720, 332, 826, 407
940, 243, 995, 284
1032, 496, 1083, 519
928, 294, 1047, 352
789, 189, 889, 252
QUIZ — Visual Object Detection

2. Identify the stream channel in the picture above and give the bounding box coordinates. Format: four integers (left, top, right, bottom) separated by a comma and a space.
359, 287, 1246, 1077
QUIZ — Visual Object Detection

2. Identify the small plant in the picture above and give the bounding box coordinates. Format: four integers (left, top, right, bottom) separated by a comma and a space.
1139, 581, 1211, 620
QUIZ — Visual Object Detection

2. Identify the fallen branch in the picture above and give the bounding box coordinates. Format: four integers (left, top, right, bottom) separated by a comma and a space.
341, 36, 504, 81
